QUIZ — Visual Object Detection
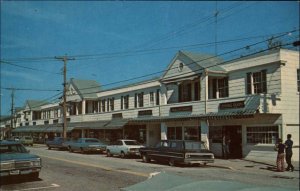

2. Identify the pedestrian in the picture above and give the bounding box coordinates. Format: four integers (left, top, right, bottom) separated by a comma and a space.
285, 134, 294, 172
275, 138, 285, 172
222, 134, 230, 159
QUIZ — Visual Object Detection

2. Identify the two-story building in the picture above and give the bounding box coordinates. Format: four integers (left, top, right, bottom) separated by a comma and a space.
12, 48, 299, 163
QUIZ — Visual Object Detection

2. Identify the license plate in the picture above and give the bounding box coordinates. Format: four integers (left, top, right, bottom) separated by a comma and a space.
10, 170, 20, 175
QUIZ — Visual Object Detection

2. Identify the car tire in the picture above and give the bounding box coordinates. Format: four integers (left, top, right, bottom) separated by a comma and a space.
80, 148, 85, 154
120, 151, 126, 159
69, 146, 73, 152
106, 150, 112, 157
142, 154, 150, 163
169, 159, 175, 167
30, 172, 39, 180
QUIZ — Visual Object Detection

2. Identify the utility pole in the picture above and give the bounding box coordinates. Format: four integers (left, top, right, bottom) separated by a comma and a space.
55, 55, 75, 138
10, 89, 15, 138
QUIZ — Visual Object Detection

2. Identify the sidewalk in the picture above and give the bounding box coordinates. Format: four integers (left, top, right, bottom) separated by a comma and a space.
210, 158, 299, 178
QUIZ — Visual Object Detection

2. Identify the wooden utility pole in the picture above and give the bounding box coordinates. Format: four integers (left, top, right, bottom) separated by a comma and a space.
55, 55, 75, 138
10, 89, 15, 138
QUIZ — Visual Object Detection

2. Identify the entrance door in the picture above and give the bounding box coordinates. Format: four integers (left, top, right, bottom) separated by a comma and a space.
224, 126, 242, 159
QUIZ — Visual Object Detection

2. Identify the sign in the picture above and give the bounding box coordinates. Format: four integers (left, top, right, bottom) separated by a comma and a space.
138, 110, 153, 116
219, 101, 245, 110
112, 113, 123, 119
170, 106, 192, 112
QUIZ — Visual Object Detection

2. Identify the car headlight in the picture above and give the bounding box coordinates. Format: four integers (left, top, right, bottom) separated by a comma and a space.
31, 159, 41, 167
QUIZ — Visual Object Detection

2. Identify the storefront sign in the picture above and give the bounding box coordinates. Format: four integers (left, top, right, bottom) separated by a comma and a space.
138, 110, 153, 116
170, 106, 193, 112
219, 101, 245, 110
112, 113, 123, 119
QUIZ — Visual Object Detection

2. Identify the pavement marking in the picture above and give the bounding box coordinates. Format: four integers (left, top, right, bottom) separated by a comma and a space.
12, 183, 60, 191
39, 155, 149, 177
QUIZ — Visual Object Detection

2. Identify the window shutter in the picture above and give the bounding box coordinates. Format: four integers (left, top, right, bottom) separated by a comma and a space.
246, 72, 252, 94
121, 96, 123, 110
261, 70, 267, 93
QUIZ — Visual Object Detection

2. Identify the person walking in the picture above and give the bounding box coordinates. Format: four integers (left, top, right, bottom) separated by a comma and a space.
275, 138, 285, 172
285, 134, 294, 172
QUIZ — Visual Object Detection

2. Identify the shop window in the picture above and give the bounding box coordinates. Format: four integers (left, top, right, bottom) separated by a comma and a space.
247, 126, 278, 144
194, 80, 200, 101
209, 77, 229, 99
138, 92, 144, 107
150, 92, 154, 106
179, 82, 192, 102
247, 70, 267, 94
184, 126, 199, 141
156, 89, 160, 105
124, 95, 129, 109
110, 98, 114, 111
101, 100, 106, 112
209, 126, 223, 143
167, 127, 182, 140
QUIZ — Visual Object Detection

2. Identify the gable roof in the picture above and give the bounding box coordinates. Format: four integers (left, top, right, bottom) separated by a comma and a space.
70, 78, 101, 99
26, 100, 49, 111
179, 51, 225, 72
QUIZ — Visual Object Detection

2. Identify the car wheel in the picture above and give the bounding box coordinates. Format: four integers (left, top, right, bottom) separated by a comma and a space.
30, 172, 39, 180
120, 151, 126, 159
203, 162, 207, 166
68, 146, 73, 152
106, 150, 112, 157
80, 148, 85, 154
169, 159, 175, 167
142, 154, 150, 163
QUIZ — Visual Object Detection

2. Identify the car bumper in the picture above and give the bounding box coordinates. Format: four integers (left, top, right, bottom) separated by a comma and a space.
85, 147, 106, 152
0, 168, 41, 177
183, 158, 214, 164
127, 151, 141, 156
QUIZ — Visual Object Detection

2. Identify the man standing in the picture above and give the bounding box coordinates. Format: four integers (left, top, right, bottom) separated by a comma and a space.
285, 134, 294, 172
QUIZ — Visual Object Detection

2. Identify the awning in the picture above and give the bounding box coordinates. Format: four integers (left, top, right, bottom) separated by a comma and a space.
130, 95, 260, 123
104, 119, 129, 129
12, 126, 47, 133
70, 121, 109, 130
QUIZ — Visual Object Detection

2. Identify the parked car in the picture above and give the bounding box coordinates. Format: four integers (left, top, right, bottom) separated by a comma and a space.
19, 136, 34, 146
0, 140, 42, 180
7, 136, 20, 142
139, 140, 214, 166
67, 138, 108, 154
106, 139, 145, 158
46, 137, 69, 150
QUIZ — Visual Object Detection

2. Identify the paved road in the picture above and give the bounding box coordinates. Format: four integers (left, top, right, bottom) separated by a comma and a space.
0, 145, 299, 191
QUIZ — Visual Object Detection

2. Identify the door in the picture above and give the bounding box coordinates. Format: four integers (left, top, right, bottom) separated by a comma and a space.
223, 126, 242, 159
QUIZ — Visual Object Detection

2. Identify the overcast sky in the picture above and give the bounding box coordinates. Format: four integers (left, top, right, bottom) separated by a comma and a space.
1, 1, 299, 116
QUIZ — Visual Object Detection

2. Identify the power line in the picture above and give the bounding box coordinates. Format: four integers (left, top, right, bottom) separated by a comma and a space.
1, 87, 61, 92
71, 29, 299, 92
0, 61, 62, 75
65, 40, 297, 98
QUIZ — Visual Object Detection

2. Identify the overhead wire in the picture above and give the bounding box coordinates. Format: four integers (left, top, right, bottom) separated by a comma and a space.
70, 29, 299, 92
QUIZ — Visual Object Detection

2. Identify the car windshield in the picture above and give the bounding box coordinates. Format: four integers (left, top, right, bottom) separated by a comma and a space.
124, 141, 140, 145
0, 144, 27, 154
185, 142, 206, 151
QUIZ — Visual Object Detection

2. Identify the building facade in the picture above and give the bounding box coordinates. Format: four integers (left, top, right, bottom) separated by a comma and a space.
10, 49, 299, 163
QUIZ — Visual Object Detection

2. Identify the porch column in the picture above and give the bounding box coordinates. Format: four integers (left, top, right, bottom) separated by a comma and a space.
200, 71, 209, 113
200, 120, 209, 149
160, 84, 168, 105
160, 122, 167, 140
82, 100, 86, 115
76, 103, 79, 115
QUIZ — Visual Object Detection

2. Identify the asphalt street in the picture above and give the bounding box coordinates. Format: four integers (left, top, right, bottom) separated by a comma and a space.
0, 145, 299, 191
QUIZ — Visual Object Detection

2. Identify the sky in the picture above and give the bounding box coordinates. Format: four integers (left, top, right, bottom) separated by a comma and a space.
1, 1, 299, 116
